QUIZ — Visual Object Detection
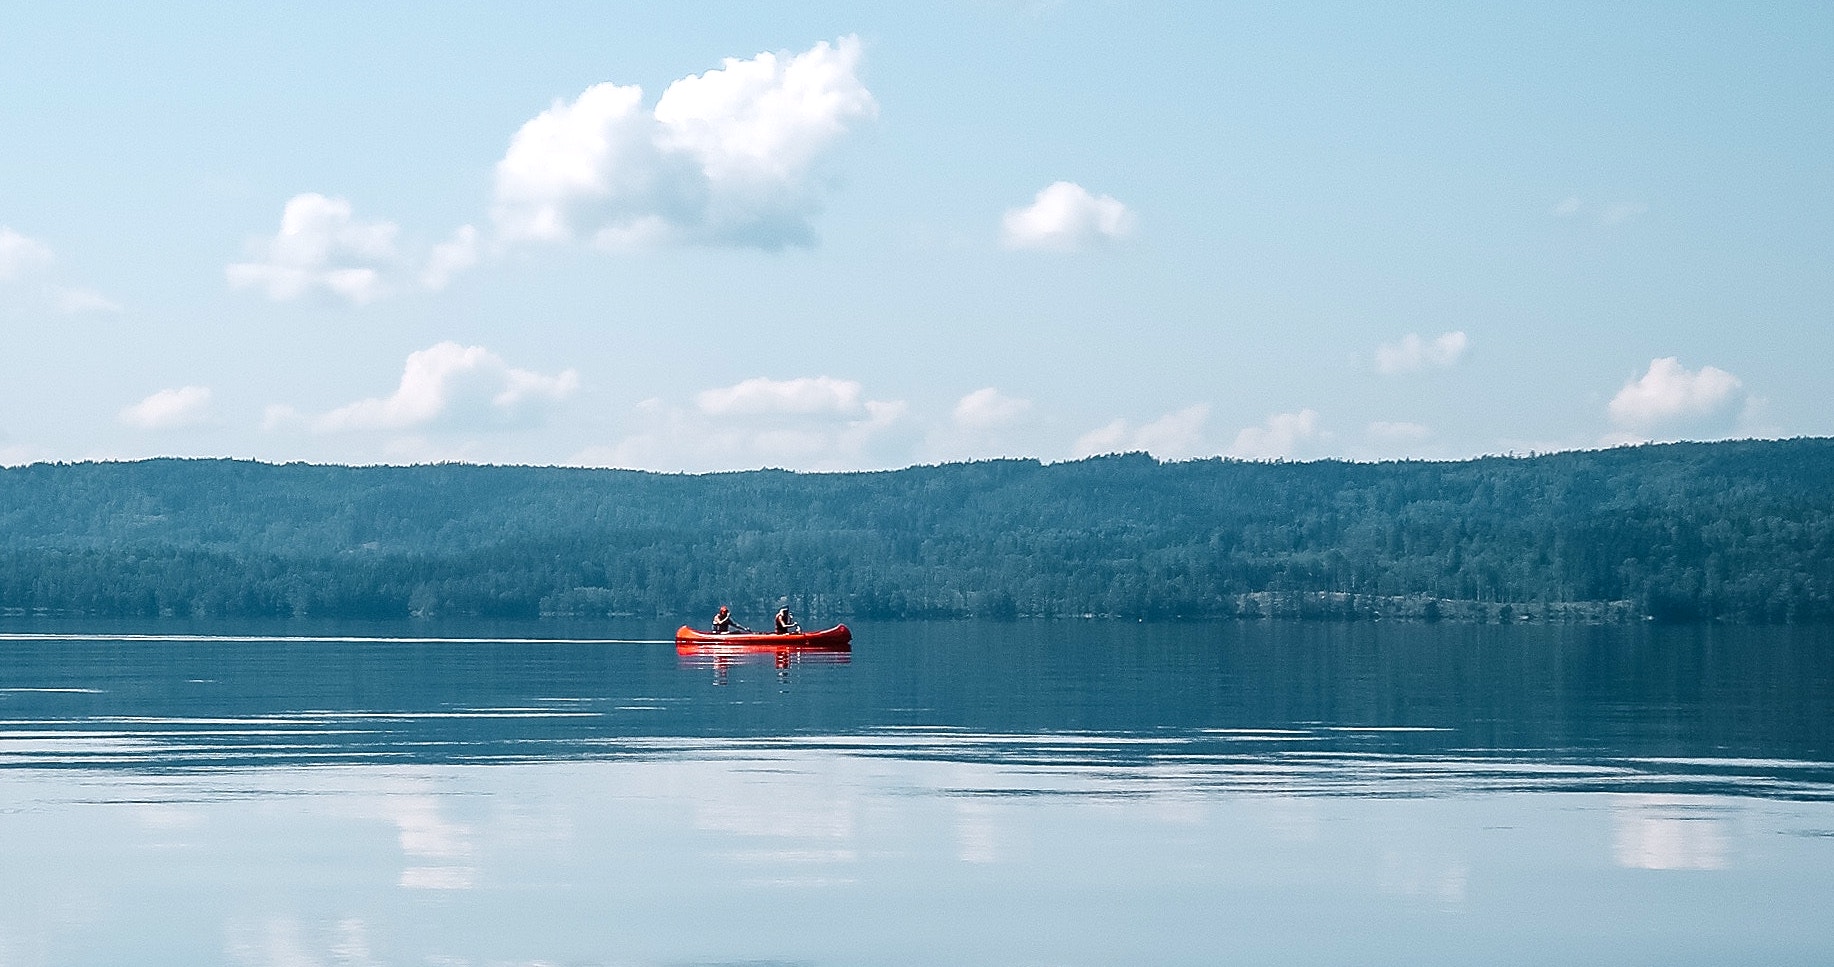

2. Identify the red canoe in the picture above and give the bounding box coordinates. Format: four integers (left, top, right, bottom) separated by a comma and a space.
674, 624, 852, 652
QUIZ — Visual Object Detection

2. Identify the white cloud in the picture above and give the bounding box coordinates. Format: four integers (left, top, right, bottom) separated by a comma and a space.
952, 387, 1032, 429
579, 375, 910, 472
0, 227, 54, 281
1605, 357, 1743, 437
52, 287, 121, 313
655, 38, 874, 193
228, 196, 484, 301
238, 38, 871, 294
0, 227, 119, 313
1001, 181, 1134, 252
492, 36, 875, 250
1598, 202, 1649, 226
1732, 394, 1780, 439
119, 386, 214, 430
0, 439, 42, 467
420, 225, 481, 291
308, 342, 578, 433
261, 403, 304, 432
1072, 419, 1130, 457
1355, 420, 1437, 460
492, 81, 656, 244
1550, 196, 1648, 226
921, 387, 1037, 463
1073, 404, 1211, 460
1229, 409, 1323, 460
1367, 420, 1431, 443
696, 375, 864, 417
227, 193, 401, 304
1133, 404, 1210, 458
1376, 331, 1467, 375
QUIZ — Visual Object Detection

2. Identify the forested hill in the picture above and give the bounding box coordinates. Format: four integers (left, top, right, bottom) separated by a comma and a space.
2, 439, 1832, 624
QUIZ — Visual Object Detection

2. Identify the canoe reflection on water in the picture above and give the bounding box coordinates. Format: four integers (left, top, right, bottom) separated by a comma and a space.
674, 623, 852, 683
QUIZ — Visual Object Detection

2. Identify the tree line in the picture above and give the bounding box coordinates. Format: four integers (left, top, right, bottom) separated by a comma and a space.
1, 439, 1831, 624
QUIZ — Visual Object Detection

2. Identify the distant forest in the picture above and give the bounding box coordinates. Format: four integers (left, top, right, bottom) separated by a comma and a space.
1, 439, 1831, 624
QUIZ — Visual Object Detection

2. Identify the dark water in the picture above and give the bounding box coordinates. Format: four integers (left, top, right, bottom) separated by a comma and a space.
1, 619, 1831, 965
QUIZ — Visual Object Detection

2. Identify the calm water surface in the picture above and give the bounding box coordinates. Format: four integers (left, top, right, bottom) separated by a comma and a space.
1, 619, 1831, 966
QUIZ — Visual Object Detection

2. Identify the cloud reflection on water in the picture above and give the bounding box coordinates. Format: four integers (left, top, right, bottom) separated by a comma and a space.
0, 753, 1829, 966
1611, 795, 1731, 871
388, 793, 478, 890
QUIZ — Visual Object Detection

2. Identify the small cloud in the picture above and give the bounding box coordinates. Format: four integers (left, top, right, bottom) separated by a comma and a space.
1072, 404, 1210, 460
924, 387, 1037, 462
52, 287, 122, 313
227, 193, 400, 304
0, 227, 119, 313
1001, 181, 1134, 252
1072, 418, 1130, 457
1598, 202, 1649, 226
952, 387, 1032, 429
420, 225, 481, 291
1133, 404, 1210, 459
578, 375, 910, 472
1376, 331, 1467, 375
0, 430, 41, 467
306, 342, 578, 433
261, 403, 304, 432
1367, 420, 1431, 443
1357, 421, 1436, 460
1550, 197, 1648, 226
1229, 409, 1322, 460
696, 375, 863, 418
119, 386, 213, 430
1604, 357, 1743, 441
492, 36, 876, 250
229, 195, 482, 302
1734, 394, 1781, 439
0, 227, 55, 281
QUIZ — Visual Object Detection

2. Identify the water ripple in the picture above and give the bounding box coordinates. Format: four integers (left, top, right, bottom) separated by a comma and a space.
3, 709, 1830, 800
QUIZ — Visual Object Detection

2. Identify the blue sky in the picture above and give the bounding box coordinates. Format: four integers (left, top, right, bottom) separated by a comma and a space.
2, 2, 1829, 469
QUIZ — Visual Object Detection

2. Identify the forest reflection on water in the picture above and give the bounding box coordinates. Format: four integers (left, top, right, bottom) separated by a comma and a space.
1, 619, 1832, 966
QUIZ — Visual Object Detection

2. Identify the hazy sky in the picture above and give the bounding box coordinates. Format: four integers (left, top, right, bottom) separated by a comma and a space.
3, 2, 1829, 470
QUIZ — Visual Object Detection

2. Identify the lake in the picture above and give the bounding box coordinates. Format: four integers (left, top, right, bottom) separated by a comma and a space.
1, 618, 1831, 966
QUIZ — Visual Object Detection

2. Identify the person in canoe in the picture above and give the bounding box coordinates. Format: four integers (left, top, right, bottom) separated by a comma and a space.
711, 606, 751, 634
773, 606, 801, 635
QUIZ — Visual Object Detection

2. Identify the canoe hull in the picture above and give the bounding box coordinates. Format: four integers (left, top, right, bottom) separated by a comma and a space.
674, 624, 851, 653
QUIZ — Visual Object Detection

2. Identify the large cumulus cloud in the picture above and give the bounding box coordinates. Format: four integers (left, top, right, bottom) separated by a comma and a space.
492, 36, 876, 250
